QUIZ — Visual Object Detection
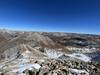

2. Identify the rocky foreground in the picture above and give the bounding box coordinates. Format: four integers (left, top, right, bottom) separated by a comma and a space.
0, 58, 100, 75
21, 60, 100, 75
0, 29, 100, 75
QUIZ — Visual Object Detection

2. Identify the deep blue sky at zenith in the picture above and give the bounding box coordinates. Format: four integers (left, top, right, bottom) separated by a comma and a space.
0, 0, 100, 34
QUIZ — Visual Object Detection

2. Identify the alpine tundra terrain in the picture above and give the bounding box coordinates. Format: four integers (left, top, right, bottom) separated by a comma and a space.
0, 29, 100, 75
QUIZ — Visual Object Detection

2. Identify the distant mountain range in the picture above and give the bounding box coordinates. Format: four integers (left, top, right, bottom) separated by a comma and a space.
0, 29, 100, 75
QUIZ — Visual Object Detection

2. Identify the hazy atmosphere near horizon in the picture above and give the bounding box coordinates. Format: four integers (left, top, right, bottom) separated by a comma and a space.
0, 0, 100, 34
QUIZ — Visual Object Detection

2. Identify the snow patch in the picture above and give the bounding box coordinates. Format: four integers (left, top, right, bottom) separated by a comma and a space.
18, 63, 41, 75
65, 53, 91, 62
45, 48, 63, 59
69, 68, 89, 75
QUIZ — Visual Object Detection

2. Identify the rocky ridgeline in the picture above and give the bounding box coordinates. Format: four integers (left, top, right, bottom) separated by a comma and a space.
0, 59, 100, 75
23, 60, 100, 75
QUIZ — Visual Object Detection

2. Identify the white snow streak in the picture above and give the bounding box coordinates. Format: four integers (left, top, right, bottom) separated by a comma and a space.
69, 68, 89, 75
65, 53, 91, 62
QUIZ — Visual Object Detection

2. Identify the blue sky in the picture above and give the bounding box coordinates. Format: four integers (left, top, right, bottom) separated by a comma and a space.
0, 0, 100, 34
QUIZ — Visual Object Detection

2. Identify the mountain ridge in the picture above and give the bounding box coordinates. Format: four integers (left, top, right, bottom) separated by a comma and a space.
0, 29, 100, 75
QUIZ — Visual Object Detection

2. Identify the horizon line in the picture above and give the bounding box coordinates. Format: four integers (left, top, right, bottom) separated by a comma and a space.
0, 28, 100, 36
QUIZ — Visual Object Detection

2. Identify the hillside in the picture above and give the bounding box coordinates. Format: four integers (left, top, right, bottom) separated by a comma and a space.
0, 29, 100, 75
